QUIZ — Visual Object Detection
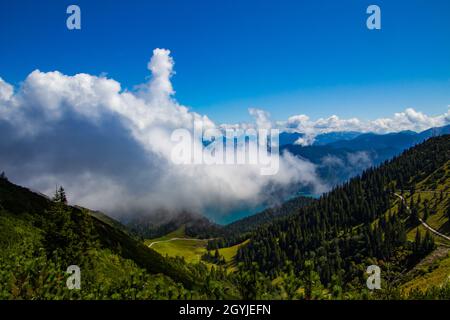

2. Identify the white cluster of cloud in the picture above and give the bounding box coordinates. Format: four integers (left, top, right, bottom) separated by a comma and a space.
281, 107, 450, 145
220, 106, 450, 147
0, 49, 325, 219
224, 106, 450, 147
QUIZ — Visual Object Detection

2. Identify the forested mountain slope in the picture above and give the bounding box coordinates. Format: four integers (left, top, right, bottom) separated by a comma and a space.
0, 176, 239, 299
235, 135, 450, 298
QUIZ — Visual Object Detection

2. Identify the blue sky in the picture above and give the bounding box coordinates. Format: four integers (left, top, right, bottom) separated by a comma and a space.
1, 0, 449, 123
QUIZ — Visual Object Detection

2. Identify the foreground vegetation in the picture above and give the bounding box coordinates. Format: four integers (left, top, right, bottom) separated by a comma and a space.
0, 179, 240, 299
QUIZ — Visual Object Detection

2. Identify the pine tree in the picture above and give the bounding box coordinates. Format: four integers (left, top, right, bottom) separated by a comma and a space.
42, 186, 96, 267
422, 230, 435, 254
43, 187, 77, 265
54, 186, 67, 204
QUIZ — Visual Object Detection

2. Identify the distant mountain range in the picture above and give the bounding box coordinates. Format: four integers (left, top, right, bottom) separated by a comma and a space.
281, 124, 450, 186
280, 125, 450, 148
279, 131, 362, 147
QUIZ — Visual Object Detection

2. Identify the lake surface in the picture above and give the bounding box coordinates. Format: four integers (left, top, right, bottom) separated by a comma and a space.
208, 191, 320, 225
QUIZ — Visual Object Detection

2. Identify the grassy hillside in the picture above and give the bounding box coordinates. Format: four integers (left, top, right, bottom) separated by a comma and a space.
0, 177, 197, 287
0, 206, 192, 299
0, 177, 240, 299
217, 239, 250, 271
401, 247, 450, 293
145, 225, 249, 270
150, 239, 209, 264
144, 225, 187, 243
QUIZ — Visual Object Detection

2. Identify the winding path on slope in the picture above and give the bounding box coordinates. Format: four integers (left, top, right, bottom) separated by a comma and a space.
393, 193, 450, 242
148, 237, 213, 248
